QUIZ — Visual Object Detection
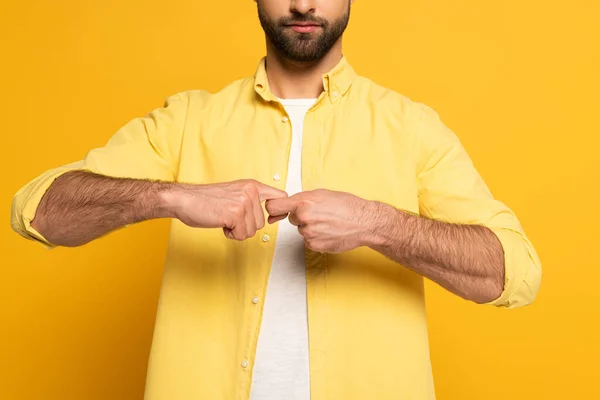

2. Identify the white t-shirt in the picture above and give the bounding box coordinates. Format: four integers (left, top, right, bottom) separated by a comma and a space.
249, 98, 316, 400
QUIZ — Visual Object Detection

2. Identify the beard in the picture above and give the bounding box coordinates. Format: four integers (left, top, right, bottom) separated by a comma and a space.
257, 2, 351, 62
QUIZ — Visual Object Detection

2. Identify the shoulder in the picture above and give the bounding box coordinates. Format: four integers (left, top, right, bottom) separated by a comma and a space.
351, 75, 435, 120
169, 77, 255, 111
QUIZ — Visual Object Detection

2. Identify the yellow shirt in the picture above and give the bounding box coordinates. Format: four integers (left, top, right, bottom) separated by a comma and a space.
11, 56, 542, 400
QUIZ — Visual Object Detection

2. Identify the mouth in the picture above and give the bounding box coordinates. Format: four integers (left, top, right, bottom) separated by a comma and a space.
285, 23, 322, 33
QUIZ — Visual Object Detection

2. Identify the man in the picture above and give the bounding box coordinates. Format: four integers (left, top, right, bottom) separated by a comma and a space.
11, 0, 542, 399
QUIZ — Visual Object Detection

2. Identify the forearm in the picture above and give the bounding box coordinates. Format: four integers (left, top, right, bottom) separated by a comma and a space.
31, 170, 176, 247
366, 202, 505, 303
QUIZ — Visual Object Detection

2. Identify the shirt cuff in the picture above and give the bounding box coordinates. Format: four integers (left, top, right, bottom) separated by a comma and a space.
11, 165, 83, 249
483, 227, 542, 308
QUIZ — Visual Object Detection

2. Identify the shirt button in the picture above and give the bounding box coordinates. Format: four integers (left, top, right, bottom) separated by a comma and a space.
252, 297, 260, 304
281, 116, 289, 123
332, 91, 339, 97
273, 173, 281, 181
242, 360, 249, 368
262, 234, 270, 242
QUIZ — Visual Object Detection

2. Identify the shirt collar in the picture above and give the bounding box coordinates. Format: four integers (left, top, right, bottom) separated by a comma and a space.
253, 55, 357, 104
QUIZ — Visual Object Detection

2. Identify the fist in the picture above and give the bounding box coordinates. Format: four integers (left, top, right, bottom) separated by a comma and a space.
169, 179, 287, 240
265, 189, 378, 253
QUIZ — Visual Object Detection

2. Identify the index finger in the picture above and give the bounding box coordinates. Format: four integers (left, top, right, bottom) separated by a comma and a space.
265, 193, 303, 216
256, 182, 288, 203
265, 197, 294, 217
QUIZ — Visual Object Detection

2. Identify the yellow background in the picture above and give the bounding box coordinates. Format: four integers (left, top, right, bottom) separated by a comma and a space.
1, 0, 598, 399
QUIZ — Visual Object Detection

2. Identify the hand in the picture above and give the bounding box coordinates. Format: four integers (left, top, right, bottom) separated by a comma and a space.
167, 179, 288, 240
265, 189, 381, 253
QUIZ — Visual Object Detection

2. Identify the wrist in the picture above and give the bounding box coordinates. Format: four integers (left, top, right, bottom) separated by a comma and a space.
361, 201, 404, 249
156, 183, 187, 220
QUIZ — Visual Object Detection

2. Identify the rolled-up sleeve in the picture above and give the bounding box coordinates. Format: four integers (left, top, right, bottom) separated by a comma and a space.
11, 92, 191, 248
413, 102, 542, 308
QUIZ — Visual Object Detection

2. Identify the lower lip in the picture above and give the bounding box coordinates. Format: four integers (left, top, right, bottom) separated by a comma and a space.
289, 25, 320, 33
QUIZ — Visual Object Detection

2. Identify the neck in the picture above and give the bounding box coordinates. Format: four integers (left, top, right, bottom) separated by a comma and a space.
265, 40, 343, 99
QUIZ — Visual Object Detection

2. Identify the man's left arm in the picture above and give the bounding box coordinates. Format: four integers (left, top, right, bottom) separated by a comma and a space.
364, 202, 506, 305
368, 103, 541, 307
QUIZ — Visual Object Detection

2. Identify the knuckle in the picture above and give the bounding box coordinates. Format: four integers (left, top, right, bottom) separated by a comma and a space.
296, 209, 311, 224
299, 200, 312, 209
238, 194, 252, 207
231, 204, 245, 218
242, 180, 258, 193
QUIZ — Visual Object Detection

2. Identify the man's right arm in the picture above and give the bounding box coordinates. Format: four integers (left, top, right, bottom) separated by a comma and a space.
30, 171, 173, 247
29, 170, 286, 247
